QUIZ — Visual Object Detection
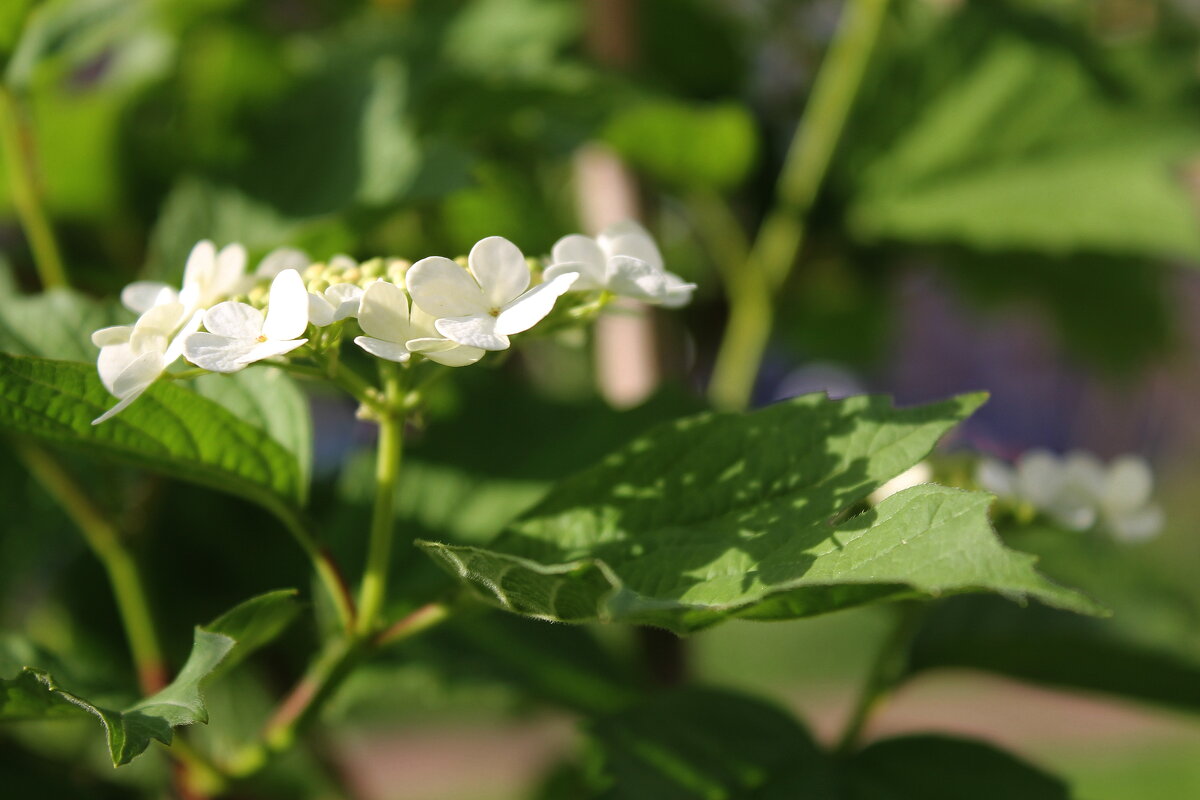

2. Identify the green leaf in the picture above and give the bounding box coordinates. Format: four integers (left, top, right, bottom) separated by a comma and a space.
0, 590, 299, 766
0, 268, 122, 361
0, 353, 308, 512
192, 368, 313, 507
419, 393, 1100, 633
604, 101, 757, 190
907, 525, 1200, 713
848, 735, 1071, 800
847, 15, 1200, 259
582, 688, 1074, 798
586, 688, 835, 799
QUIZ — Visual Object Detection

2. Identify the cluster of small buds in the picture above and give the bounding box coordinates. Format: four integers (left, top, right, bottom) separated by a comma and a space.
977, 449, 1164, 543
91, 221, 694, 423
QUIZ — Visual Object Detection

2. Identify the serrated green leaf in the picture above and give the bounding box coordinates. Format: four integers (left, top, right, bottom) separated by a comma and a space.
418, 393, 1100, 633
0, 353, 307, 512
907, 526, 1200, 713
0, 590, 299, 766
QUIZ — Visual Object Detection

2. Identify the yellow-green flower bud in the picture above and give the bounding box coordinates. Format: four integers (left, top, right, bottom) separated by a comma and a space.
307, 278, 330, 295
341, 267, 361, 284
386, 259, 410, 286
454, 255, 469, 268
360, 258, 385, 279
303, 263, 325, 282
247, 285, 268, 308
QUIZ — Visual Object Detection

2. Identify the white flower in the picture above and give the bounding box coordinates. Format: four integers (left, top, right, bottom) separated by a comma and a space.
308, 283, 365, 327
1095, 455, 1164, 542
868, 462, 933, 505
121, 240, 248, 315
256, 247, 310, 280
182, 269, 309, 373
354, 280, 484, 367
91, 302, 203, 424
405, 236, 578, 351
977, 450, 1163, 541
543, 220, 695, 307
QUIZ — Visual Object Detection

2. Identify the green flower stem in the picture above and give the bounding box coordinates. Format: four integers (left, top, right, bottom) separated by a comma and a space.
15, 441, 167, 693
707, 0, 891, 411
0, 85, 67, 289
835, 601, 925, 755
272, 505, 356, 633
356, 364, 405, 635
228, 602, 451, 779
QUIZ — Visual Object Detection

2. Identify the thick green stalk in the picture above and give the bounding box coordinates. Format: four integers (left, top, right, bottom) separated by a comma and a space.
355, 365, 404, 635
0, 85, 67, 288
16, 442, 167, 693
707, 0, 891, 411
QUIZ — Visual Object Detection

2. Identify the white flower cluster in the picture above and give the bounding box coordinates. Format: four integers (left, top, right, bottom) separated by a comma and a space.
977, 450, 1164, 542
91, 222, 692, 423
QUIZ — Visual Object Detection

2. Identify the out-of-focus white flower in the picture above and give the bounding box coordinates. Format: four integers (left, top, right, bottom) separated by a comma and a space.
406, 236, 578, 351
977, 449, 1163, 541
869, 462, 933, 505
353, 280, 484, 367
308, 283, 365, 327
256, 247, 310, 280
182, 269, 309, 373
91, 302, 203, 424
543, 220, 695, 308
121, 240, 248, 315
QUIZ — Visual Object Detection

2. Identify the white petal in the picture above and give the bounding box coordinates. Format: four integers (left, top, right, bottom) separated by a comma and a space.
130, 301, 184, 356
494, 272, 578, 335
408, 305, 442, 339
1062, 451, 1106, 498
183, 333, 259, 373
407, 337, 485, 367
1108, 505, 1164, 542
543, 261, 604, 291
182, 241, 217, 291
598, 220, 663, 269
1103, 455, 1155, 513
659, 272, 697, 308
326, 283, 365, 321
308, 293, 336, 328
257, 247, 310, 279
406, 256, 488, 318
354, 335, 413, 363
214, 243, 248, 296
164, 310, 205, 364
549, 235, 606, 285
358, 280, 410, 342
262, 269, 310, 341
606, 256, 669, 303
113, 352, 164, 398
98, 343, 136, 394
434, 314, 509, 351
92, 391, 143, 425
235, 337, 308, 365
92, 325, 132, 347
329, 254, 358, 272
121, 282, 178, 314
976, 458, 1017, 497
469, 236, 530, 307
204, 302, 263, 339
1015, 449, 1066, 508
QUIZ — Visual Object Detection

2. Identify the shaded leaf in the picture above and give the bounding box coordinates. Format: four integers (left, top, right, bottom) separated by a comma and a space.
419, 393, 1100, 633
847, 10, 1200, 259
604, 101, 758, 190
906, 525, 1200, 713
0, 267, 121, 361
0, 590, 299, 766
0, 353, 307, 512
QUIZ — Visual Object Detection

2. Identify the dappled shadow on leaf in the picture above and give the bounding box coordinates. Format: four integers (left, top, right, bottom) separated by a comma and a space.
420, 392, 1004, 631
